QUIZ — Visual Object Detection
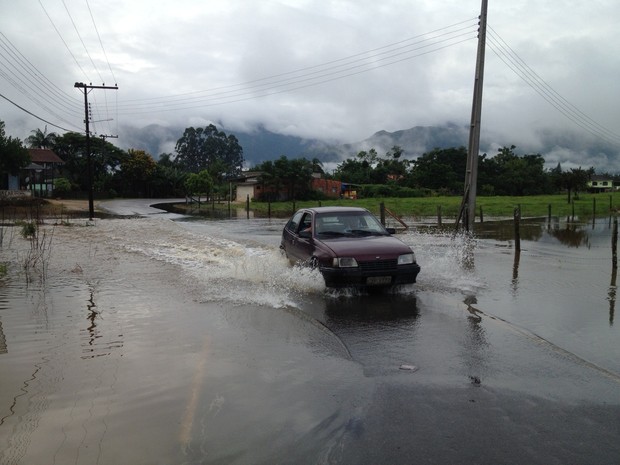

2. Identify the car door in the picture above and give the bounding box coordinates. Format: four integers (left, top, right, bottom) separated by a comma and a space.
282, 210, 304, 261
293, 212, 315, 263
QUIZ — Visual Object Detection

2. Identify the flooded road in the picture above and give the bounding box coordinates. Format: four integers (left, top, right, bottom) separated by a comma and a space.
1, 200, 619, 464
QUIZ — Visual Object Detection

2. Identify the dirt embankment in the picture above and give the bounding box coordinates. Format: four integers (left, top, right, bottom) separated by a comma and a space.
0, 199, 102, 221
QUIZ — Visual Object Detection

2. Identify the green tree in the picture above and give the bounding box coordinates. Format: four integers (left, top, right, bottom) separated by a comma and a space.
482, 146, 548, 196
185, 170, 213, 197
174, 124, 244, 177
120, 149, 157, 197
0, 120, 30, 188
408, 147, 467, 193
254, 156, 314, 200
26, 126, 58, 149
53, 132, 126, 194
559, 168, 591, 203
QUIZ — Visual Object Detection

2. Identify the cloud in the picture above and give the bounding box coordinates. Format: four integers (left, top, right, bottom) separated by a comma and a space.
0, 0, 618, 171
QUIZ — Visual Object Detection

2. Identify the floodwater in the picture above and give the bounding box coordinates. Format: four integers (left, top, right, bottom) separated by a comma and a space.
0, 200, 619, 465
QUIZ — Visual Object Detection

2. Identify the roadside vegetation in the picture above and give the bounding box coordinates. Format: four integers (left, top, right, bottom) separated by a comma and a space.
1, 119, 618, 224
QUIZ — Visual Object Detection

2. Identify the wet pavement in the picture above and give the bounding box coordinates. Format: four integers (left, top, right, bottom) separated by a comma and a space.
0, 200, 619, 464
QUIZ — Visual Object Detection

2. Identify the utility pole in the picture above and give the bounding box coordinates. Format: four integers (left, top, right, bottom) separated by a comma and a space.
458, 0, 488, 231
74, 82, 118, 220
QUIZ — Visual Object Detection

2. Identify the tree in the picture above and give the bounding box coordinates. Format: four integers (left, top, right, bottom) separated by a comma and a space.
53, 132, 126, 194
185, 170, 213, 197
174, 124, 244, 177
26, 126, 58, 149
408, 147, 467, 193
0, 120, 30, 188
119, 149, 157, 196
559, 168, 591, 203
254, 156, 314, 200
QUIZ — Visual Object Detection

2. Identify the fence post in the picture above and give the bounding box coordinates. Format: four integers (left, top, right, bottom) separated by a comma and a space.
437, 205, 442, 227
246, 194, 250, 219
479, 205, 484, 223
268, 201, 271, 219
514, 206, 521, 252
593, 197, 596, 218
380, 202, 386, 226
548, 204, 551, 224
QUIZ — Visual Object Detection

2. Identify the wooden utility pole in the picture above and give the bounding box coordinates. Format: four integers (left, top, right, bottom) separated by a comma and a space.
459, 0, 488, 231
74, 82, 118, 220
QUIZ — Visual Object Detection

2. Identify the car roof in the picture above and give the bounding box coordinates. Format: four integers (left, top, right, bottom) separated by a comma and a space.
299, 206, 369, 214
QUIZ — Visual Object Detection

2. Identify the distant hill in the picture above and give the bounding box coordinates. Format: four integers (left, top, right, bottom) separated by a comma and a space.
119, 123, 470, 166
118, 123, 620, 172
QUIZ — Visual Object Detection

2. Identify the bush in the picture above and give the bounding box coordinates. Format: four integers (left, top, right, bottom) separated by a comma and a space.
53, 178, 72, 197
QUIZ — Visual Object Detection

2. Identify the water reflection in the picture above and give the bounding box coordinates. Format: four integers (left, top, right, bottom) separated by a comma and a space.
547, 224, 591, 248
512, 251, 521, 296
463, 295, 489, 385
609, 268, 616, 326
324, 293, 419, 323
0, 319, 6, 354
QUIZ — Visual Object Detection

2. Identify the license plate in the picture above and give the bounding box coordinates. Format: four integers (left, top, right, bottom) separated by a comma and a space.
366, 276, 392, 286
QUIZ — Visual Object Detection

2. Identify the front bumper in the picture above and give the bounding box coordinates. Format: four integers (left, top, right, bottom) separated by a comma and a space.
320, 263, 421, 288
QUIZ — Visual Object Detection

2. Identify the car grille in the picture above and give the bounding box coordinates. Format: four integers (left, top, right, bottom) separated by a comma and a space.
359, 259, 398, 272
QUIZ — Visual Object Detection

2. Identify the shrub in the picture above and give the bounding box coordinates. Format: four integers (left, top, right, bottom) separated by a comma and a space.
53, 178, 72, 197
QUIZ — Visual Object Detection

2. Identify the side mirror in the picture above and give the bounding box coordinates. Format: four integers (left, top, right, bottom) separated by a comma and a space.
386, 227, 396, 234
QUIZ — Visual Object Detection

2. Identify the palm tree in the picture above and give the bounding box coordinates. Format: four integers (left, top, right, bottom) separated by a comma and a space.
26, 126, 58, 149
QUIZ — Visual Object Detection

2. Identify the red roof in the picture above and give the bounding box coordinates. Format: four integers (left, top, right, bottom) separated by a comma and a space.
28, 148, 64, 164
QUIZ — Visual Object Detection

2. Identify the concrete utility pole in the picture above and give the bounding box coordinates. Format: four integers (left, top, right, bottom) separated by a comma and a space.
74, 82, 118, 220
459, 0, 488, 231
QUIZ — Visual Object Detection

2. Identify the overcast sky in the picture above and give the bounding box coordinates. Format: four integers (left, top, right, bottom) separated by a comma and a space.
1, 0, 619, 167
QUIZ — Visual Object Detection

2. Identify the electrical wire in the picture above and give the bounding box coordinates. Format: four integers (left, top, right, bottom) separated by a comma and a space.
0, 92, 75, 132
487, 25, 620, 147
115, 20, 479, 114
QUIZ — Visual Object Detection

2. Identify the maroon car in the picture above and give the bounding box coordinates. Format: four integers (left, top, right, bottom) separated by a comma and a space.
280, 206, 421, 288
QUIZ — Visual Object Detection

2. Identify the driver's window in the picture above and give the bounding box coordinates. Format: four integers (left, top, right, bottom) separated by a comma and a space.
286, 211, 304, 232
299, 213, 312, 234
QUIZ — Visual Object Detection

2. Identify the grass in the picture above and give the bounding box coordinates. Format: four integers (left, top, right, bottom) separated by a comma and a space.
243, 191, 620, 220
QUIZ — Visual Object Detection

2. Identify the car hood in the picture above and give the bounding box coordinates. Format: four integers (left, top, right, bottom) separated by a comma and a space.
321, 235, 412, 260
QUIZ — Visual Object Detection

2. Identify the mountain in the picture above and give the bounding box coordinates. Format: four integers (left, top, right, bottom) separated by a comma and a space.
120, 123, 470, 166
119, 123, 620, 173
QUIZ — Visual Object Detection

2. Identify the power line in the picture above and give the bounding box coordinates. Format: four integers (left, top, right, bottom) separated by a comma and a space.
85, 0, 117, 85
0, 92, 75, 132
38, 0, 90, 82
115, 20, 478, 114
61, 0, 104, 83
487, 25, 620, 146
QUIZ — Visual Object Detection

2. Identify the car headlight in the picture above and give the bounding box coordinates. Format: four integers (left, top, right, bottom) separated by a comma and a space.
397, 253, 416, 265
333, 257, 358, 268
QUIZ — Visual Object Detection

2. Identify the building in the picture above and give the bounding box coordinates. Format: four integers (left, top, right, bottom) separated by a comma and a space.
233, 171, 344, 201
587, 175, 620, 193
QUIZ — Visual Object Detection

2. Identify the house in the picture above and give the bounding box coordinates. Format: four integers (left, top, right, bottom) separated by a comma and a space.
2, 148, 64, 199
588, 175, 620, 193
233, 171, 344, 201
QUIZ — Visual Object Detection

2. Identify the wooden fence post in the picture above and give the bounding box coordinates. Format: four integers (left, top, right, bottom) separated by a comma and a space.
437, 205, 442, 227
380, 202, 386, 226
514, 206, 521, 252
479, 206, 484, 223
246, 194, 250, 219
548, 204, 551, 223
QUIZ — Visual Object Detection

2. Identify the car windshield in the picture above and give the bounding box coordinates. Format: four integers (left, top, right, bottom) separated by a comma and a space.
314, 211, 388, 237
